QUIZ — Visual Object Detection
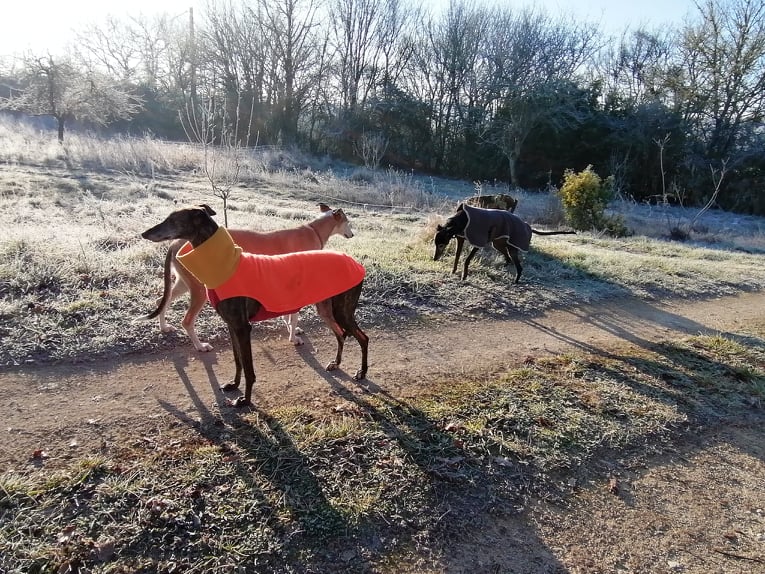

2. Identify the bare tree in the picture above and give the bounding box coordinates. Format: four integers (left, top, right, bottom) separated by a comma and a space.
181, 83, 255, 227
668, 160, 728, 239
72, 11, 194, 95
73, 16, 141, 82
678, 0, 765, 162
594, 27, 676, 110
203, 2, 269, 143
0, 53, 142, 142
258, 0, 323, 144
408, 1, 489, 170
329, 0, 384, 112
482, 6, 599, 185
375, 0, 420, 91
488, 81, 588, 186
353, 131, 388, 168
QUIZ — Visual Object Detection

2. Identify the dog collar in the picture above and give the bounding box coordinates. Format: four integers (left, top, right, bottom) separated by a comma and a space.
176, 227, 242, 289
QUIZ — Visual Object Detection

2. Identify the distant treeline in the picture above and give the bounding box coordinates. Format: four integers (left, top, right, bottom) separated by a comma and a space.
2, 0, 765, 214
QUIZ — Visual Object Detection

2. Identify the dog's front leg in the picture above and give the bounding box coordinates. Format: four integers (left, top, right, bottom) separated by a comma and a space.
315, 300, 346, 372
227, 321, 255, 407
218, 298, 259, 407
221, 323, 243, 392
452, 236, 465, 274
462, 247, 480, 280
283, 312, 304, 345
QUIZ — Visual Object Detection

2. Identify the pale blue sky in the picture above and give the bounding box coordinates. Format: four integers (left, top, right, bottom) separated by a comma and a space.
519, 0, 697, 34
1, 0, 698, 58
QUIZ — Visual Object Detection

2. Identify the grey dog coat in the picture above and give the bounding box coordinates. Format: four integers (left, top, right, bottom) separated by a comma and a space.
462, 204, 532, 252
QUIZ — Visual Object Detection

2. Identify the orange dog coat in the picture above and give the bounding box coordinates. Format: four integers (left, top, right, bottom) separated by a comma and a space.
176, 227, 365, 322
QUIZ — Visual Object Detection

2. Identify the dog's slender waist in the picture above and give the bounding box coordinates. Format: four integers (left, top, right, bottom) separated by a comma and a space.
210, 250, 365, 314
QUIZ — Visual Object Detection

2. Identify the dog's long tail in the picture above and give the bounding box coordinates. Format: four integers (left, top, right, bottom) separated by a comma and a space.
531, 229, 577, 236
144, 239, 185, 320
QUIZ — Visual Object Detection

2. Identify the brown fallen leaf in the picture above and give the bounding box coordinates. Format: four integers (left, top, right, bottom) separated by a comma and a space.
31, 449, 48, 460
93, 538, 116, 562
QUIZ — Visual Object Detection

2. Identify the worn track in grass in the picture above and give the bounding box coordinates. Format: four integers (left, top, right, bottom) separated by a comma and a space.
2, 291, 763, 470
1, 292, 764, 573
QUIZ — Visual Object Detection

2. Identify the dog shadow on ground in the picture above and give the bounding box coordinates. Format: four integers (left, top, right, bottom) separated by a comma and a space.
155, 339, 362, 568
156, 349, 247, 437
153, 333, 567, 572
294, 338, 569, 570
292, 334, 385, 394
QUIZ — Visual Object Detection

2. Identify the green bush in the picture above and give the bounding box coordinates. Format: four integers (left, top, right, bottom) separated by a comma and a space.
559, 166, 629, 236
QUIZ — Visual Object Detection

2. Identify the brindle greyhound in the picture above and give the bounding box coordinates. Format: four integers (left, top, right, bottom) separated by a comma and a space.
142, 204, 369, 407
146, 203, 354, 350
463, 193, 518, 213
434, 204, 576, 282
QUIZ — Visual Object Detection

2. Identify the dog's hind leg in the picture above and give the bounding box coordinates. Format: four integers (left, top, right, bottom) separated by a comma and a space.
509, 249, 523, 283
342, 314, 369, 380
155, 276, 188, 333
335, 306, 368, 380
317, 284, 369, 380
146, 241, 187, 333
315, 299, 346, 372
493, 240, 523, 283
182, 278, 214, 352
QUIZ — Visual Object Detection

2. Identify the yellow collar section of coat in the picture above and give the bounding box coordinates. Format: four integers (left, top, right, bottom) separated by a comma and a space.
176, 227, 242, 289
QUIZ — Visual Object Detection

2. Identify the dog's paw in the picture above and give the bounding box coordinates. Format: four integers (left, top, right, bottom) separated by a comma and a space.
325, 361, 339, 372
353, 369, 367, 381
221, 381, 240, 391
230, 396, 251, 408
194, 342, 214, 352
294, 326, 304, 335
291, 335, 304, 346
160, 325, 177, 334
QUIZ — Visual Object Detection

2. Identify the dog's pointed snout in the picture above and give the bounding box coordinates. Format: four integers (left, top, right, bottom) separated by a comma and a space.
141, 227, 156, 240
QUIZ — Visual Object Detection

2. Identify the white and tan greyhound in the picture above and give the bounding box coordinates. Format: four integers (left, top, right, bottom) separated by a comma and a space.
145, 203, 354, 350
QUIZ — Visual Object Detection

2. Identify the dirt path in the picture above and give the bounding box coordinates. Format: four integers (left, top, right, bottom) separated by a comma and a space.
2, 292, 764, 572
2, 291, 764, 469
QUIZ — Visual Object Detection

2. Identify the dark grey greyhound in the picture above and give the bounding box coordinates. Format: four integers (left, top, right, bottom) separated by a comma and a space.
434, 204, 576, 282
142, 204, 369, 407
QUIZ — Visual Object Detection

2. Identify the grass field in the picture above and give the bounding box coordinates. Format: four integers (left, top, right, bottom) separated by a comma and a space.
1, 115, 765, 368
1, 116, 764, 572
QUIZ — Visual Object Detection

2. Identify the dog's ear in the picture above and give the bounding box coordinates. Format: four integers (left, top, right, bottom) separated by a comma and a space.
318, 202, 331, 212
198, 204, 216, 216
456, 203, 465, 212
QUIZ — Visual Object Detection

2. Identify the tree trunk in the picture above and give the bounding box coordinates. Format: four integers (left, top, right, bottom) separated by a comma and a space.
507, 153, 519, 187
57, 116, 65, 143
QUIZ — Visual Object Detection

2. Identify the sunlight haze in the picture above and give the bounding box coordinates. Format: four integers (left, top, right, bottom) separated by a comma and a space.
1, 0, 698, 59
